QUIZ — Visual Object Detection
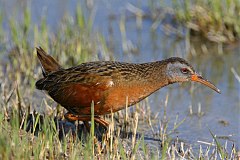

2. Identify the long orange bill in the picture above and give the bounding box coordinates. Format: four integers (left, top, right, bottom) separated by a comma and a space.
191, 74, 221, 94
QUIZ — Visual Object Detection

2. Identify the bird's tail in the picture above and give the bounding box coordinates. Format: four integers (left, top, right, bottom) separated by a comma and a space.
36, 47, 62, 77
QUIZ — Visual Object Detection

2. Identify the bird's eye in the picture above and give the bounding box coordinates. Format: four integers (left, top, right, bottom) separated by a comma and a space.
181, 68, 189, 74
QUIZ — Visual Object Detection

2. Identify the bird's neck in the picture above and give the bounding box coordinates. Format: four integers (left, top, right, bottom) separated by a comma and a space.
139, 61, 171, 91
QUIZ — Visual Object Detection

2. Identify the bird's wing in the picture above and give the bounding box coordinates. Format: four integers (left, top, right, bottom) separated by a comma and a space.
37, 70, 115, 112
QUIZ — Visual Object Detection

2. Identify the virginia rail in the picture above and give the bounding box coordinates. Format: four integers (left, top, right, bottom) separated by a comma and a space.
35, 47, 220, 128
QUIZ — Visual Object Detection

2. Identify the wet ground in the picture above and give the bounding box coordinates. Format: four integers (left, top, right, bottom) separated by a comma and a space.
1, 0, 239, 152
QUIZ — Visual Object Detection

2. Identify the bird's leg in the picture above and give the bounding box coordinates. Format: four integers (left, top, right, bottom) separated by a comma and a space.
64, 112, 81, 121
83, 121, 90, 132
64, 112, 109, 129
64, 113, 110, 153
94, 116, 109, 129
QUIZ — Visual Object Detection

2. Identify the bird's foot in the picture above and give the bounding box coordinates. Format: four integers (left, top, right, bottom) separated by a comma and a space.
64, 113, 113, 153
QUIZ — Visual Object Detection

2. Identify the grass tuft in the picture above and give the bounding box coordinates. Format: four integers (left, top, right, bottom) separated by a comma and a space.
172, 0, 240, 43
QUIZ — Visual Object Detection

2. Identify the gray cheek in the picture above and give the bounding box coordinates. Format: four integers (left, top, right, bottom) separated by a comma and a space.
166, 68, 179, 82
166, 68, 173, 79
166, 64, 173, 78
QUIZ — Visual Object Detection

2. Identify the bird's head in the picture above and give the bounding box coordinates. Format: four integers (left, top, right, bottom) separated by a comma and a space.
165, 57, 221, 93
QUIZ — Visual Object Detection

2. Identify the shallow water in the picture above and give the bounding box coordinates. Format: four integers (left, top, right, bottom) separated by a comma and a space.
1, 0, 239, 151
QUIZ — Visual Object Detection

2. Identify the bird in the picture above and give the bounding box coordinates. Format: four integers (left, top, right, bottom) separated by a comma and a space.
35, 47, 220, 128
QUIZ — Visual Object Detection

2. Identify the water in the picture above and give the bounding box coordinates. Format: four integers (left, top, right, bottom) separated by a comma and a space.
1, 0, 239, 151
